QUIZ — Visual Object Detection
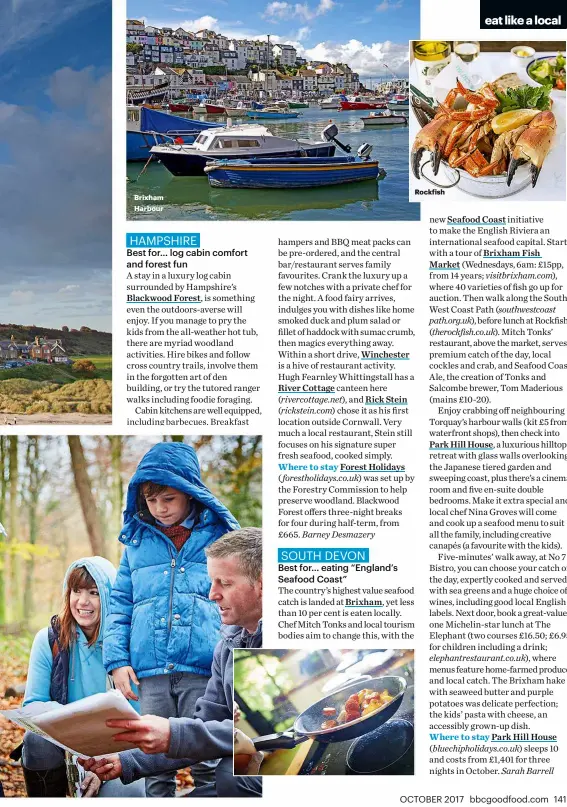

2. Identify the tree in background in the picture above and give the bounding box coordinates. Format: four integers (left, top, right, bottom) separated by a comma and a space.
0, 437, 7, 623
108, 437, 124, 565
22, 437, 49, 621
68, 436, 106, 556
9, 436, 21, 622
218, 436, 262, 527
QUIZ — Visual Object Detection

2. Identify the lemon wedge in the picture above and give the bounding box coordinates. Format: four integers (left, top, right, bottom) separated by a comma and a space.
492, 109, 540, 134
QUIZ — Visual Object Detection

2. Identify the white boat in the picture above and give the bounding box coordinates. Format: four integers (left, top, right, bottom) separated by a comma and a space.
192, 103, 207, 114
319, 95, 341, 109
387, 93, 409, 110
150, 124, 337, 176
361, 110, 407, 126
224, 101, 250, 117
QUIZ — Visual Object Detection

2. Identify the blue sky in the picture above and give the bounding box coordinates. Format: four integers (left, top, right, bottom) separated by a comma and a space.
0, 0, 111, 332
129, 0, 419, 77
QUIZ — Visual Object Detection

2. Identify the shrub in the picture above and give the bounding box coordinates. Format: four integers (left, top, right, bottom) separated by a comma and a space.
72, 359, 97, 377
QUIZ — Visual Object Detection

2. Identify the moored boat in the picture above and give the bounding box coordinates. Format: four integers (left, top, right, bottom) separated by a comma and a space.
224, 102, 250, 117
246, 106, 300, 120
205, 103, 226, 114
387, 93, 409, 110
169, 101, 192, 112
288, 101, 309, 108
340, 95, 388, 111
319, 95, 341, 109
204, 155, 385, 188
126, 81, 170, 106
361, 111, 407, 126
127, 105, 222, 161
150, 124, 336, 176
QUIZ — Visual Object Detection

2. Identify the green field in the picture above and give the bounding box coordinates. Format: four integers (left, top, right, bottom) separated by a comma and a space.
0, 355, 112, 384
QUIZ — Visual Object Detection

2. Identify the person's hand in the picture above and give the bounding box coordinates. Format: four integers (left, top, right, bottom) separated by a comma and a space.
107, 715, 171, 754
234, 751, 264, 775
234, 727, 256, 756
80, 771, 102, 797
111, 666, 139, 701
78, 755, 122, 783
233, 701, 241, 724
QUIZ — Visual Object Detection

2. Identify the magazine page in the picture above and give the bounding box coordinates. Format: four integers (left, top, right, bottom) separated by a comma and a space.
0, 0, 566, 802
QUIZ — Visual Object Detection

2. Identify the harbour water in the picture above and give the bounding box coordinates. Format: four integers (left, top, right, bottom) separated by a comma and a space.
127, 107, 419, 221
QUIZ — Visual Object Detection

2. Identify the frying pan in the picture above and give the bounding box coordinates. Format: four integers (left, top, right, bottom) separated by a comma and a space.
251, 676, 406, 751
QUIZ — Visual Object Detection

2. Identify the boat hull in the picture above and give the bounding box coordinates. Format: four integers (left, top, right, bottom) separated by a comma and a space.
246, 111, 300, 119
288, 102, 309, 108
387, 102, 409, 110
153, 144, 336, 176
361, 115, 407, 126
169, 103, 191, 112
340, 101, 387, 110
205, 104, 225, 114
206, 158, 380, 188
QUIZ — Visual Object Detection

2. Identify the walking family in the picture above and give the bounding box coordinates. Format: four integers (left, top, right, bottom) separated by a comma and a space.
15, 442, 263, 798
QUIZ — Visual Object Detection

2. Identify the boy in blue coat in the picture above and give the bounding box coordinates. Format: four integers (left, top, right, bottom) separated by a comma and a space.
103, 442, 239, 797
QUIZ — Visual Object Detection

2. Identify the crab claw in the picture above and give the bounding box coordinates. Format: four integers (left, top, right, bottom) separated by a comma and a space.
411, 115, 453, 179
506, 110, 556, 187
506, 155, 526, 186
530, 164, 542, 188
431, 142, 442, 174
411, 146, 424, 179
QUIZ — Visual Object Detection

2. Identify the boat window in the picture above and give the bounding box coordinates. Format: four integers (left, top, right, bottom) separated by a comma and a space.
236, 139, 260, 148
127, 109, 140, 122
196, 133, 209, 144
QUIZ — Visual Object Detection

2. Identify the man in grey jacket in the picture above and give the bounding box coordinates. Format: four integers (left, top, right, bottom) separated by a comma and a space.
80, 528, 263, 797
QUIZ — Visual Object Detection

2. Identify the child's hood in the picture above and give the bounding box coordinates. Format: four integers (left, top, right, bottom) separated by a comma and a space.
125, 442, 239, 531
62, 556, 117, 642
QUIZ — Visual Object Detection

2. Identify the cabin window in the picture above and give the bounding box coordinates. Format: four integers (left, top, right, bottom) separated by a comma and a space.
127, 109, 140, 122
196, 134, 208, 144
236, 139, 260, 148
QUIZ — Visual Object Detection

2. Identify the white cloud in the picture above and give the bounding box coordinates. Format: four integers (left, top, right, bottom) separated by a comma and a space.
376, 0, 403, 11
296, 26, 311, 41
263, 0, 335, 22
263, 2, 290, 20
10, 290, 35, 302
181, 14, 220, 30
58, 284, 81, 294
304, 39, 409, 77
0, 0, 104, 58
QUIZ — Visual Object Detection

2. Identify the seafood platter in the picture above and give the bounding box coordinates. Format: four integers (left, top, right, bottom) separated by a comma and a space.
410, 72, 560, 197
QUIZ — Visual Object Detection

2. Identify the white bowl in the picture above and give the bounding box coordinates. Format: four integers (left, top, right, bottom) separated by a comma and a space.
510, 45, 535, 69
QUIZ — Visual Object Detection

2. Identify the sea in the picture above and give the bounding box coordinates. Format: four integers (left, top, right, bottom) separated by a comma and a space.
126, 106, 420, 222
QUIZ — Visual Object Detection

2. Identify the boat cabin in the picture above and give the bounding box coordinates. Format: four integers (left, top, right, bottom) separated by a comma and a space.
192, 126, 272, 153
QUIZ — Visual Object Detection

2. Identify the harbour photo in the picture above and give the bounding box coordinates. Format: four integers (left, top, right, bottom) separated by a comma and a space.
126, 1, 419, 221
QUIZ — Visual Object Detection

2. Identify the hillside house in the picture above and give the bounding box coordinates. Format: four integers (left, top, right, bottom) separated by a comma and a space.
272, 44, 297, 66
28, 336, 68, 363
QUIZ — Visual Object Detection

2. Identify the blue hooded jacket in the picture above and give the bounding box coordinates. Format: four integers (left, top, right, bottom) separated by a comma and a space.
103, 443, 240, 680
24, 556, 122, 708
